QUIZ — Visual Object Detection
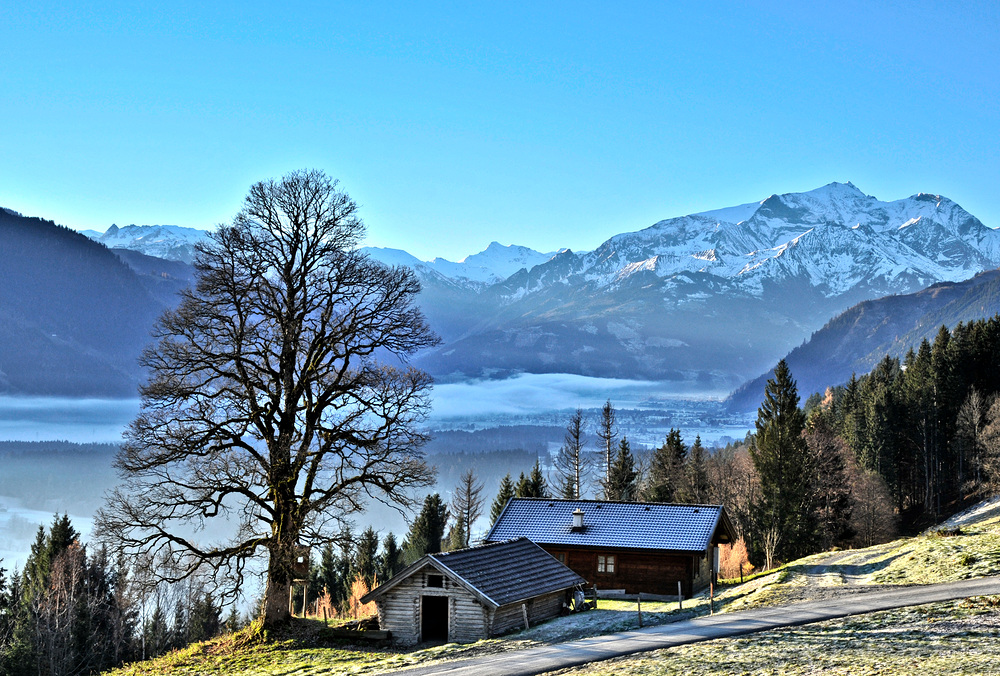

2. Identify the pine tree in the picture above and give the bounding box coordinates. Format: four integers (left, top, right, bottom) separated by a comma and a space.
489, 474, 515, 525
605, 437, 638, 501
313, 543, 339, 601
645, 429, 687, 502
377, 533, 403, 582
404, 494, 448, 562
515, 459, 548, 498
683, 435, 710, 503
450, 470, 485, 548
355, 527, 380, 587
188, 592, 221, 643
750, 360, 816, 566
806, 412, 855, 549
334, 526, 356, 607
596, 400, 618, 491
446, 520, 467, 552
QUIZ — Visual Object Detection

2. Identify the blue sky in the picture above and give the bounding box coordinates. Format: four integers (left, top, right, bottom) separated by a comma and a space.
2, 1, 997, 261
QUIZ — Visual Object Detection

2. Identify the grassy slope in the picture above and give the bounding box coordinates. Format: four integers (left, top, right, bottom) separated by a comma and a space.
556, 505, 1000, 676
107, 502, 1000, 675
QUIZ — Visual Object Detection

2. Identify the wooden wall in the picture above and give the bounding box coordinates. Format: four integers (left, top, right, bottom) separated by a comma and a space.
490, 590, 566, 636
372, 565, 572, 645
542, 546, 714, 597
373, 564, 487, 645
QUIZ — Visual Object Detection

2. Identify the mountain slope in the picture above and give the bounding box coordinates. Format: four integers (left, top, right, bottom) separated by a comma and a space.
84, 223, 208, 263
409, 183, 1000, 386
727, 268, 1000, 411
0, 210, 166, 396
362, 241, 559, 289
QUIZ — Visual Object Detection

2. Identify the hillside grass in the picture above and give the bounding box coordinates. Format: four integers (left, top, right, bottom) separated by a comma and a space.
106, 500, 1000, 675
552, 596, 1000, 676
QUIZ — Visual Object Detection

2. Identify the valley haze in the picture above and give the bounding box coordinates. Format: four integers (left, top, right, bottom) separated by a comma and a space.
2, 180, 997, 572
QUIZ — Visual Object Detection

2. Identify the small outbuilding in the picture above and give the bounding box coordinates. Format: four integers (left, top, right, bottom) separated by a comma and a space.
486, 498, 736, 598
360, 537, 586, 645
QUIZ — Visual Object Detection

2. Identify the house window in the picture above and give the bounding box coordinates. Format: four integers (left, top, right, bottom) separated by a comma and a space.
427, 574, 444, 588
556, 552, 566, 564
597, 555, 615, 574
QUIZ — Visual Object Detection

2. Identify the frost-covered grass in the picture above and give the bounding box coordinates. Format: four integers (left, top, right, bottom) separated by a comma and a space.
551, 596, 1000, 676
869, 517, 1000, 584
109, 499, 1000, 675
106, 598, 704, 676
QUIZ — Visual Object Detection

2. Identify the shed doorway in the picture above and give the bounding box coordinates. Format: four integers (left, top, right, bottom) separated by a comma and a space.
421, 596, 448, 642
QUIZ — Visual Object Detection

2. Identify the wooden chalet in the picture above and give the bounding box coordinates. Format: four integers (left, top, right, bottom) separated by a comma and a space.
485, 498, 736, 598
360, 537, 586, 645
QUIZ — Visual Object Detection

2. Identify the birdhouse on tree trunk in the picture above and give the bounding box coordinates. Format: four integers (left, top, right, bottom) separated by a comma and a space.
292, 546, 311, 580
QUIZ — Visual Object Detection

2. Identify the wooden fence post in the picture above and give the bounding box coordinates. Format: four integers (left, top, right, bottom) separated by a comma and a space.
521, 603, 529, 630
677, 581, 683, 610
637, 592, 642, 628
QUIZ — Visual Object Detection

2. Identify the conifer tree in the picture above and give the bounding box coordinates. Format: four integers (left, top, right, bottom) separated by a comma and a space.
489, 474, 515, 526
450, 470, 485, 548
515, 459, 548, 498
404, 494, 448, 562
750, 360, 816, 566
355, 527, 380, 587
683, 435, 710, 503
645, 429, 687, 502
188, 593, 221, 643
605, 437, 638, 501
596, 400, 618, 491
377, 533, 403, 582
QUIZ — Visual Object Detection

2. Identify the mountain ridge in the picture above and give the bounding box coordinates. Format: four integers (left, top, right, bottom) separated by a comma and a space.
727, 267, 1000, 412
3, 181, 997, 397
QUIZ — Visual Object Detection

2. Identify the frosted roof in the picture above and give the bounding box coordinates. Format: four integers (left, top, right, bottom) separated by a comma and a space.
486, 498, 727, 552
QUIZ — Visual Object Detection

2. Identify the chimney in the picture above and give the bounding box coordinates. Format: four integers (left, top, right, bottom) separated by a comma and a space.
571, 508, 585, 532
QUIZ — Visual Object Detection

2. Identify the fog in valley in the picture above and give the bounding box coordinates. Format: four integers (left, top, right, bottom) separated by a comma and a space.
0, 374, 753, 571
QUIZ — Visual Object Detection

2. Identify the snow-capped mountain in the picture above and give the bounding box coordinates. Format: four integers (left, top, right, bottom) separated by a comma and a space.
505, 182, 996, 303
362, 241, 559, 288
84, 224, 209, 264
54, 183, 1000, 394
398, 183, 1000, 389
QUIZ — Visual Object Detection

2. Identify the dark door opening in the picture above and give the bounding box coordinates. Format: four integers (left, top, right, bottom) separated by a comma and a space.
421, 595, 448, 642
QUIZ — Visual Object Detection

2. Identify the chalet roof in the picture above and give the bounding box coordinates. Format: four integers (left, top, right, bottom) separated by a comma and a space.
361, 537, 586, 608
485, 498, 734, 552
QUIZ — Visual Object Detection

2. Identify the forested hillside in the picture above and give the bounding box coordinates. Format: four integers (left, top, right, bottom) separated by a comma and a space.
729, 268, 1000, 411
812, 316, 1000, 530
0, 210, 166, 396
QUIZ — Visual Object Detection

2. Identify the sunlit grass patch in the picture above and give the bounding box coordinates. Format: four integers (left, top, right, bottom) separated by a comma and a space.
870, 516, 1000, 585
555, 597, 1000, 676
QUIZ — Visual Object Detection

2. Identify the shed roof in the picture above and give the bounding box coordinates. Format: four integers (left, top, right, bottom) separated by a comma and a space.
361, 537, 586, 608
485, 498, 734, 552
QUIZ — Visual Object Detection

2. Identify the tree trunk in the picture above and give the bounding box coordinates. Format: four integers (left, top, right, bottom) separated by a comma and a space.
262, 541, 294, 626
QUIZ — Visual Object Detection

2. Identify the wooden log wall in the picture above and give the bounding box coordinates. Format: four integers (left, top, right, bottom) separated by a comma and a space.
544, 546, 707, 596
373, 564, 487, 645
490, 590, 566, 636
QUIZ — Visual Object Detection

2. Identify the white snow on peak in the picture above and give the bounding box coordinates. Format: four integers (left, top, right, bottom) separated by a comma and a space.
694, 199, 762, 225
363, 241, 558, 285
86, 224, 209, 263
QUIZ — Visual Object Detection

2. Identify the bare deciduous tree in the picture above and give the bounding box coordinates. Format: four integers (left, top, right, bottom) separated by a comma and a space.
450, 470, 485, 548
554, 409, 588, 499
978, 396, 1000, 496
957, 387, 995, 496
97, 170, 438, 627
850, 468, 896, 547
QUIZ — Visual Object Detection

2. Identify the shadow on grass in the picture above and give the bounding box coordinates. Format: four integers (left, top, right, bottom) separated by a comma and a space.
777, 552, 906, 581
